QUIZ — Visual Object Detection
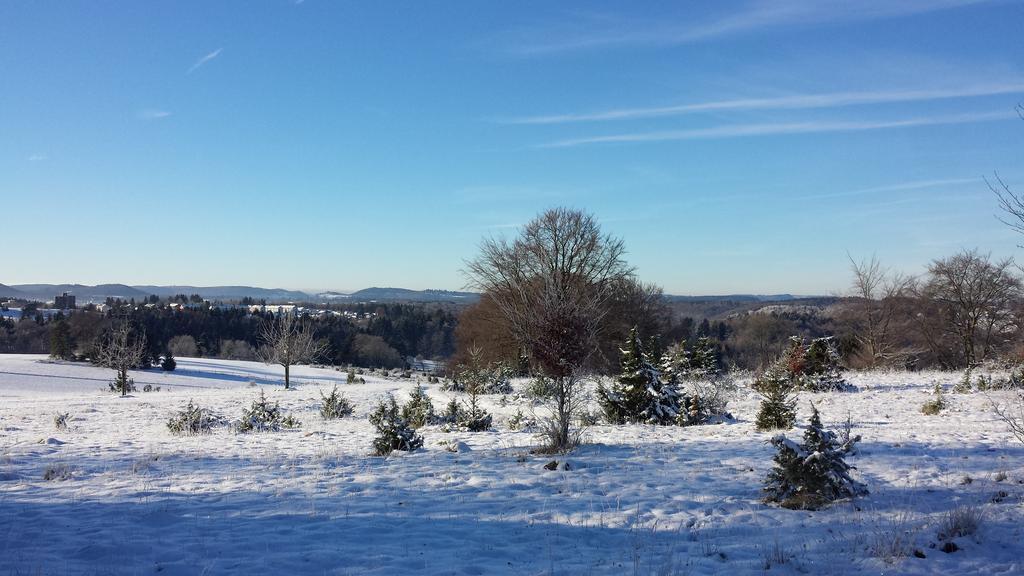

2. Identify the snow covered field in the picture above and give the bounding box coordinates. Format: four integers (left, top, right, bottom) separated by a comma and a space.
1, 354, 1022, 575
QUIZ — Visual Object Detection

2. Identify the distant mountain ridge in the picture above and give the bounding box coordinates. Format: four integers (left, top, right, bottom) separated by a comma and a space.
0, 284, 28, 298
3, 283, 823, 306
334, 287, 480, 303
2, 283, 481, 304
664, 294, 803, 302
133, 285, 311, 302
11, 284, 148, 302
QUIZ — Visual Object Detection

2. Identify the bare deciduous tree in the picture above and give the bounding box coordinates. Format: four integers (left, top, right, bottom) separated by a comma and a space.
257, 313, 328, 389
914, 250, 1021, 368
847, 255, 912, 368
95, 320, 147, 396
990, 172, 1024, 244
465, 207, 634, 452
991, 393, 1024, 445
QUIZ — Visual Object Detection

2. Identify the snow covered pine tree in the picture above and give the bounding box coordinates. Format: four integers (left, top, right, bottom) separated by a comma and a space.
764, 404, 866, 510
597, 328, 681, 425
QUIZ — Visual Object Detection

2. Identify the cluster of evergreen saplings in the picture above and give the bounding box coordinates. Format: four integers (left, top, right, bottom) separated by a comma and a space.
751, 335, 867, 509
754, 336, 851, 431
162, 368, 501, 456
597, 328, 728, 426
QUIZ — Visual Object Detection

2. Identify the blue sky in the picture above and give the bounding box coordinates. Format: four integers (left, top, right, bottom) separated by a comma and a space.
2, 1, 1023, 295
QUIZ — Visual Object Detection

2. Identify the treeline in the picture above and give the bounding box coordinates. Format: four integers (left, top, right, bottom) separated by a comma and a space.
451, 249, 1024, 374
4, 250, 1019, 375
1, 300, 457, 369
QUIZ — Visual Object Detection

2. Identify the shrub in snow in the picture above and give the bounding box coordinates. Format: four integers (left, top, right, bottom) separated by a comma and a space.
920, 383, 946, 416
319, 385, 354, 420
764, 404, 866, 510
507, 408, 535, 431
1001, 367, 1024, 389
161, 351, 176, 372
676, 373, 735, 426
938, 505, 984, 541
167, 400, 222, 435
369, 394, 423, 455
236, 390, 300, 433
598, 328, 681, 425
108, 376, 136, 395
438, 396, 491, 432
53, 412, 70, 431
457, 402, 492, 432
401, 385, 435, 428
755, 367, 797, 431
43, 463, 73, 481
346, 369, 356, 384
525, 375, 555, 400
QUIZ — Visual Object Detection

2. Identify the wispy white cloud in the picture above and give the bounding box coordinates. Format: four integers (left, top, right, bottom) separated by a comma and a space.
27, 153, 47, 162
795, 177, 983, 201
506, 0, 993, 55
187, 48, 223, 74
539, 110, 1016, 147
504, 83, 1024, 125
137, 109, 172, 120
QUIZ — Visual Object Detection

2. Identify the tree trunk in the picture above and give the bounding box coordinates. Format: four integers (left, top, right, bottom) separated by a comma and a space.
284, 363, 290, 389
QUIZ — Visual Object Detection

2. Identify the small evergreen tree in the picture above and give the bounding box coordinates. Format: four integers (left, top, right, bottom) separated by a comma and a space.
441, 398, 463, 424
457, 395, 493, 431
764, 404, 866, 510
160, 351, 177, 372
688, 336, 720, 380
167, 400, 221, 435
801, 337, 847, 391
447, 345, 512, 394
598, 328, 681, 425
921, 383, 946, 415
755, 367, 797, 431
320, 385, 354, 419
954, 368, 973, 393
401, 385, 435, 428
49, 318, 74, 360
370, 394, 423, 455
237, 390, 300, 432
659, 343, 690, 384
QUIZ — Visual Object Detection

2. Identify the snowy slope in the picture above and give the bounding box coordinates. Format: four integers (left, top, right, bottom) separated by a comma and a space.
1, 355, 1022, 575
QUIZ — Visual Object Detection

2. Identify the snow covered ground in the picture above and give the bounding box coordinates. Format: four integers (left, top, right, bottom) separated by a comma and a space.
1, 354, 1022, 575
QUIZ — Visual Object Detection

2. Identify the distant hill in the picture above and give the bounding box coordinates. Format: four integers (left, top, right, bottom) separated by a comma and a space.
664, 294, 802, 302
3, 283, 481, 304
335, 287, 480, 303
12, 283, 149, 302
3, 283, 828, 308
0, 284, 28, 298
133, 285, 311, 302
